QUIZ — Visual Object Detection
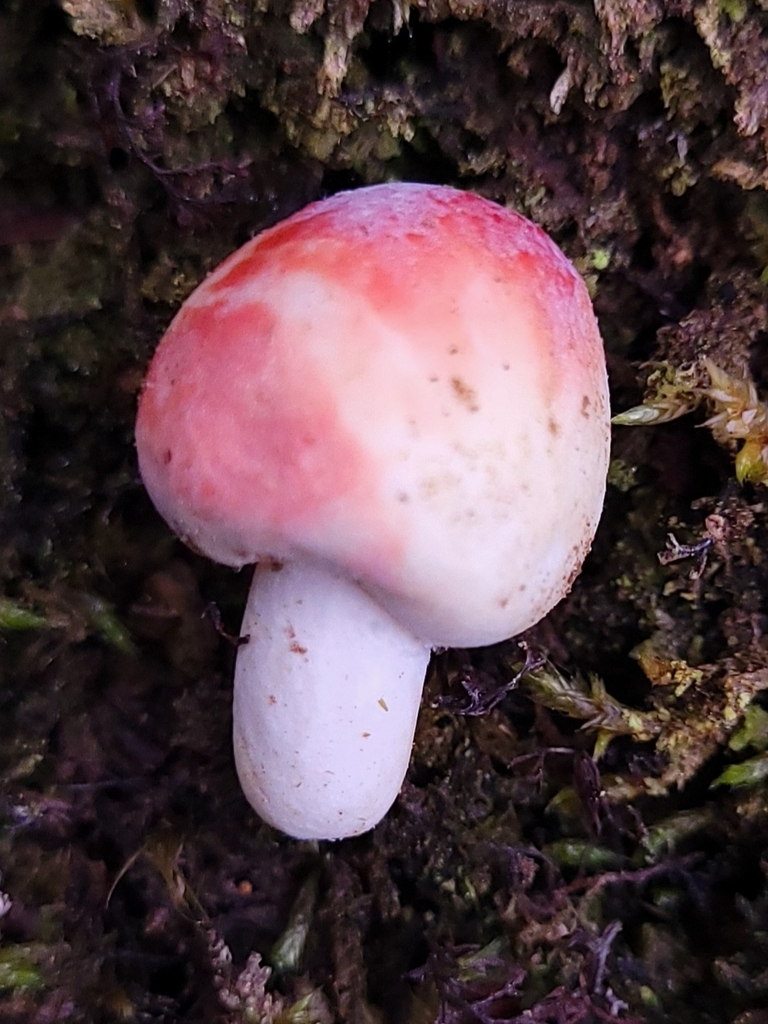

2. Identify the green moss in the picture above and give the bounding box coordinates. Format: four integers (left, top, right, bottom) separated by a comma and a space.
0, 600, 47, 631
720, 0, 748, 23
0, 946, 44, 992
712, 753, 768, 789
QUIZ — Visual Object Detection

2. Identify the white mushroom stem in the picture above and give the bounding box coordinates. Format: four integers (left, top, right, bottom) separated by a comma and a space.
232, 560, 431, 840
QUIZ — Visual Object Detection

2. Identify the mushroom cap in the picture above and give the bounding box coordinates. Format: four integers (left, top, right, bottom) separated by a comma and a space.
136, 183, 610, 648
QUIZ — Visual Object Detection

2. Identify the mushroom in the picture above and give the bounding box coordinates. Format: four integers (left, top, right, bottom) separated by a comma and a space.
135, 183, 610, 840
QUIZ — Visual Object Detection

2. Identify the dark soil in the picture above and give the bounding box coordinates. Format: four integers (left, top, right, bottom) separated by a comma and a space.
4, 1, 768, 1021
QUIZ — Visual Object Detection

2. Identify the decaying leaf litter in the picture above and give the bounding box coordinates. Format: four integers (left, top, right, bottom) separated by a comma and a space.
4, 0, 768, 1020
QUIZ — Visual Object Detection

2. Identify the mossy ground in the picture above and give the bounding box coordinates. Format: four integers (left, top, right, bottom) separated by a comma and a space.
4, 1, 768, 1021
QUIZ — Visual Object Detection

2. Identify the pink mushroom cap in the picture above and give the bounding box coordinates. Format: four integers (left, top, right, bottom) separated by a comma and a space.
137, 183, 609, 649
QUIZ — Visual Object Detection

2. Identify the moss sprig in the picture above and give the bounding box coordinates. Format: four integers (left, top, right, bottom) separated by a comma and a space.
614, 358, 768, 484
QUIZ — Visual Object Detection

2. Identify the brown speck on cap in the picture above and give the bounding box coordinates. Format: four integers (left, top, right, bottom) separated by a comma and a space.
450, 377, 480, 412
